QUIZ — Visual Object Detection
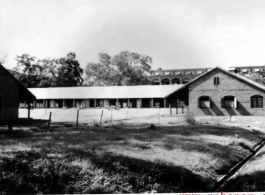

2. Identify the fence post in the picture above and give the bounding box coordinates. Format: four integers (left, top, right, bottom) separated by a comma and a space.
158, 108, 161, 124
48, 112, 52, 131
111, 108, 113, 123
126, 107, 129, 121
76, 109, 79, 126
100, 110, 104, 124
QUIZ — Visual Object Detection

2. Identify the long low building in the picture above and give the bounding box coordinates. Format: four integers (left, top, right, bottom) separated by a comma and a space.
25, 67, 265, 116
26, 85, 185, 109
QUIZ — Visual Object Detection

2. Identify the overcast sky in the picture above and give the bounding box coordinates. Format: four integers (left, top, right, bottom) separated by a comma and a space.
1, 0, 265, 70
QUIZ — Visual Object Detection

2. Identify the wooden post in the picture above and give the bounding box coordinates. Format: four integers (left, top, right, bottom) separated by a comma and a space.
126, 107, 129, 120
73, 99, 76, 108
164, 98, 166, 108
48, 112, 52, 131
27, 102, 30, 119
150, 98, 154, 108
176, 99, 178, 114
158, 108, 161, 124
100, 110, 104, 124
76, 109, 79, 126
111, 108, 113, 123
170, 104, 172, 115
128, 99, 130, 108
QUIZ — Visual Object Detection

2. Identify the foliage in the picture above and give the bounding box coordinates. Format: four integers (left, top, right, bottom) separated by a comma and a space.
11, 53, 83, 88
84, 51, 152, 86
240, 72, 265, 86
185, 112, 196, 125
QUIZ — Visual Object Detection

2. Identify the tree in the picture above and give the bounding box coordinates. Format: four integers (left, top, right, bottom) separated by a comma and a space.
55, 53, 84, 87
240, 72, 265, 86
84, 51, 152, 86
12, 53, 83, 87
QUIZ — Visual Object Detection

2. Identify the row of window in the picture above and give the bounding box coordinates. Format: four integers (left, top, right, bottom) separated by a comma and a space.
151, 70, 208, 76
198, 95, 263, 108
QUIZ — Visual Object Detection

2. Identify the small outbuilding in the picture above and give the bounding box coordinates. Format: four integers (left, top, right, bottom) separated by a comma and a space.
0, 64, 36, 122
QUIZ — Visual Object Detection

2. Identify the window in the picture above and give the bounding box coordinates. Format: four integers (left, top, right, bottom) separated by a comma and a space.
214, 77, 220, 85
198, 96, 211, 108
222, 96, 237, 108
251, 95, 263, 108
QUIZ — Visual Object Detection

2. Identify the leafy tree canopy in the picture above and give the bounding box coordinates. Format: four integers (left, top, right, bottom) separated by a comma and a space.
84, 51, 152, 86
240, 72, 265, 86
12, 53, 83, 88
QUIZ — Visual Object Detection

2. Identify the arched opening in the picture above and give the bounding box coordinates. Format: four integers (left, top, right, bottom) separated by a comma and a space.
172, 78, 181, 84
198, 96, 211, 108
223, 96, 237, 108
251, 95, 263, 108
182, 78, 191, 84
152, 79, 160, 85
161, 79, 170, 85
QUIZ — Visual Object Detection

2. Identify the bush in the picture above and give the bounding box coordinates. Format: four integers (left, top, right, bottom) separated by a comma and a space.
149, 124, 156, 130
185, 112, 196, 125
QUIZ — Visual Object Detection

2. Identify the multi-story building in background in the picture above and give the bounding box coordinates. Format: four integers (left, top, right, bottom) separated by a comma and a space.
149, 68, 211, 85
228, 65, 265, 76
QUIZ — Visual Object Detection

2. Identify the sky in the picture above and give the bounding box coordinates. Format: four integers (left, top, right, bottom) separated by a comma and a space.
1, 0, 265, 70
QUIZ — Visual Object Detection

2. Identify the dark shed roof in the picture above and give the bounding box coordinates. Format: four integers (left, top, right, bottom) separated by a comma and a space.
0, 64, 36, 102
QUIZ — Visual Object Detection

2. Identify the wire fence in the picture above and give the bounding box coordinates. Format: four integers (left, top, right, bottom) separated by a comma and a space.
19, 107, 189, 126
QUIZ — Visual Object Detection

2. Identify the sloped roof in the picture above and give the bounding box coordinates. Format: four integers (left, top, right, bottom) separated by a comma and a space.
0, 64, 36, 102
29, 85, 184, 99
166, 66, 265, 97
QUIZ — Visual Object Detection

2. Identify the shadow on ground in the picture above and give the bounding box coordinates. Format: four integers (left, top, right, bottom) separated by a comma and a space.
220, 170, 265, 192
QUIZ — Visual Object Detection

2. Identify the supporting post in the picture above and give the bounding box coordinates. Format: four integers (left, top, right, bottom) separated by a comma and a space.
164, 98, 166, 108
63, 99, 66, 107
176, 99, 178, 114
170, 104, 172, 115
48, 112, 52, 131
27, 102, 30, 119
94, 99, 96, 108
73, 99, 76, 108
150, 98, 154, 108
76, 109, 79, 126
128, 98, 130, 108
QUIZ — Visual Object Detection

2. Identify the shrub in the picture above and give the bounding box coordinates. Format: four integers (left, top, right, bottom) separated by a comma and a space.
149, 124, 156, 130
185, 112, 196, 125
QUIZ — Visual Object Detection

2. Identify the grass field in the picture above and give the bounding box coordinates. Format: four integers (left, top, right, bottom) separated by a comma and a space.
1, 113, 265, 193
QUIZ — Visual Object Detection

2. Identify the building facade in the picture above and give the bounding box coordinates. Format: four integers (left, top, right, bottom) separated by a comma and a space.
27, 85, 185, 109
176, 67, 265, 116
0, 64, 35, 122
229, 65, 265, 76
149, 68, 211, 85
